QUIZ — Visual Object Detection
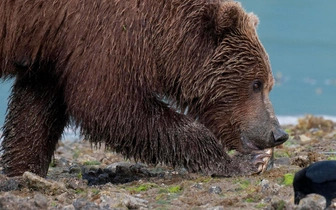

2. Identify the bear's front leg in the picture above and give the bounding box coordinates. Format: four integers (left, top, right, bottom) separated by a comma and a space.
95, 97, 250, 176
1, 74, 68, 177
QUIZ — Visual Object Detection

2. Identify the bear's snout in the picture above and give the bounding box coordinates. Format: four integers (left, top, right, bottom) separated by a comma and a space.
272, 127, 289, 145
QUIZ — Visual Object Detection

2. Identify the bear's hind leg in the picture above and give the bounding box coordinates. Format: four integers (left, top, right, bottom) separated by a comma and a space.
1, 74, 68, 177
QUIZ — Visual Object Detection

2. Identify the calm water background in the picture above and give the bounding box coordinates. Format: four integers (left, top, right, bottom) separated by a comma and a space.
1, 1, 336, 127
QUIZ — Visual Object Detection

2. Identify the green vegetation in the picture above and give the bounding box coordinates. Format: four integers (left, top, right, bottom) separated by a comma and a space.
91, 189, 100, 195
256, 203, 267, 208
167, 185, 182, 193
49, 159, 57, 167
72, 148, 80, 159
127, 183, 158, 193
282, 173, 294, 186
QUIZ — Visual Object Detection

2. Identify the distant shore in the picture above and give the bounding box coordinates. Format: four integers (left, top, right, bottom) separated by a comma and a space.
1, 115, 336, 142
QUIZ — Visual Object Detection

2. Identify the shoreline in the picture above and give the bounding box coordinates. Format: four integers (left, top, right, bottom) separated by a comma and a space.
1, 115, 336, 141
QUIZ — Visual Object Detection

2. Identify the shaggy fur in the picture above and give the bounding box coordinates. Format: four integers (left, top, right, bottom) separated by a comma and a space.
0, 0, 287, 177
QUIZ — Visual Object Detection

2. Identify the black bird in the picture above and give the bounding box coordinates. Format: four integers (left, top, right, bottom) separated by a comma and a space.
293, 160, 336, 209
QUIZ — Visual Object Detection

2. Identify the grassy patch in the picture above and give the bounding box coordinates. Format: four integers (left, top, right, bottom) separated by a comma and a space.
167, 185, 182, 193
127, 183, 158, 193
75, 189, 85, 194
92, 189, 100, 195
256, 203, 267, 208
49, 158, 57, 167
234, 178, 250, 190
327, 156, 336, 160
282, 173, 294, 186
72, 148, 80, 159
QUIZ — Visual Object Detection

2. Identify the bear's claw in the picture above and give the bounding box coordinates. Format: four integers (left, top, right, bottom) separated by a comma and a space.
251, 148, 274, 174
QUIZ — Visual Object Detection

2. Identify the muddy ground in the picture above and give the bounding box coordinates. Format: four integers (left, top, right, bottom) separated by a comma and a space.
0, 115, 336, 210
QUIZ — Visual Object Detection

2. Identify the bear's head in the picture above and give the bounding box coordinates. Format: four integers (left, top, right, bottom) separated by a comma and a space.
186, 1, 288, 153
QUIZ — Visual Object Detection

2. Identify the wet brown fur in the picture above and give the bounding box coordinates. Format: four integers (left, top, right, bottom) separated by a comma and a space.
1, 0, 274, 177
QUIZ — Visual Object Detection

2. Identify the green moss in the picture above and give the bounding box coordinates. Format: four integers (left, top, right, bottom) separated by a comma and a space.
75, 189, 85, 194
77, 171, 82, 179
72, 148, 80, 159
51, 201, 57, 207
228, 150, 236, 155
276, 200, 286, 210
282, 173, 294, 186
127, 183, 157, 193
240, 180, 250, 189
194, 176, 213, 183
155, 194, 165, 201
327, 155, 336, 160
92, 189, 100, 195
49, 159, 57, 167
167, 185, 182, 193
256, 203, 267, 208
83, 160, 101, 166
234, 178, 250, 190
245, 198, 254, 203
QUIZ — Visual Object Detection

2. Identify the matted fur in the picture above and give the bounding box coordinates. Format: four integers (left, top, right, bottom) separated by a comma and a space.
0, 0, 285, 177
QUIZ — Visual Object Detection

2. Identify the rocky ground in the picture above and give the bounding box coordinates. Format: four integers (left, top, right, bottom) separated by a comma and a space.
1, 115, 336, 210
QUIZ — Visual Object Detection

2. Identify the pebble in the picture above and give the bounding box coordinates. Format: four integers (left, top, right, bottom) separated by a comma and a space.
33, 194, 48, 209
73, 198, 99, 210
69, 165, 81, 174
209, 186, 222, 194
206, 206, 224, 210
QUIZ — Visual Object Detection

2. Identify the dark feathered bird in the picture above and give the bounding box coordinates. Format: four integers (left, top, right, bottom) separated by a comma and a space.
293, 160, 336, 209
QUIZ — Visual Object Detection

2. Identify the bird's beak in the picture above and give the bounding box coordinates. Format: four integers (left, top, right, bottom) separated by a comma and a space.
294, 192, 306, 205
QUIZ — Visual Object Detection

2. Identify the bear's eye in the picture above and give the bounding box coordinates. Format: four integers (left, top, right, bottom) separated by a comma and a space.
252, 80, 263, 92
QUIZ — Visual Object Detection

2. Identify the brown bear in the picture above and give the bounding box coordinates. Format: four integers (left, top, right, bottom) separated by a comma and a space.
0, 0, 288, 177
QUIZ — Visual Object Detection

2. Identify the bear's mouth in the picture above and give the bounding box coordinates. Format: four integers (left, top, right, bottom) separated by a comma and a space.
240, 136, 261, 153
240, 131, 288, 154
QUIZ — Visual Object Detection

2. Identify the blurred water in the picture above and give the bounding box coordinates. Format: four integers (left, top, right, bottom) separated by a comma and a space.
240, 0, 336, 117
1, 1, 336, 132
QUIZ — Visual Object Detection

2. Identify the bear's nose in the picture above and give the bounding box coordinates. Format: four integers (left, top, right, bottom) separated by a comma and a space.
273, 127, 289, 145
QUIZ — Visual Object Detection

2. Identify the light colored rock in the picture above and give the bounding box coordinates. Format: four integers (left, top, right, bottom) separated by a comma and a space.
23, 171, 68, 195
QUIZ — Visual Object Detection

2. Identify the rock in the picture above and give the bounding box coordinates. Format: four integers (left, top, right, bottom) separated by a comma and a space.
297, 197, 323, 210
193, 183, 203, 189
23, 171, 68, 195
99, 193, 148, 209
73, 198, 99, 210
69, 165, 82, 174
260, 179, 270, 193
260, 179, 281, 195
0, 175, 21, 191
62, 205, 76, 210
275, 157, 291, 165
33, 194, 48, 209
106, 162, 133, 172
0, 192, 48, 210
206, 206, 225, 210
299, 135, 311, 142
209, 186, 222, 194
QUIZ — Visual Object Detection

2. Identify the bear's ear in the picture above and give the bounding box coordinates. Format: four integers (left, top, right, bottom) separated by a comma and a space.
204, 1, 244, 36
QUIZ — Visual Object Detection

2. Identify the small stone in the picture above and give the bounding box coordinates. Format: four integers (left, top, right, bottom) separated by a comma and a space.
299, 134, 311, 142
260, 179, 269, 192
56, 157, 71, 167
274, 157, 291, 165
193, 183, 203, 189
34, 194, 48, 209
206, 206, 224, 210
69, 165, 81, 174
209, 186, 222, 194
62, 205, 75, 210
73, 198, 99, 210
0, 177, 21, 191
